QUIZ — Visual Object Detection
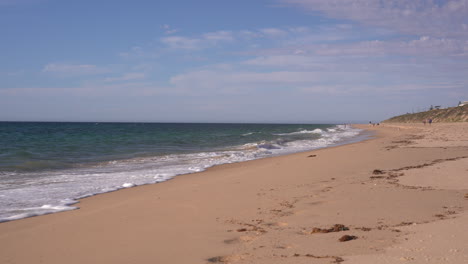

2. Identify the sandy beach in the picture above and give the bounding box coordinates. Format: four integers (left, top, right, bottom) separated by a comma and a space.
1, 123, 467, 264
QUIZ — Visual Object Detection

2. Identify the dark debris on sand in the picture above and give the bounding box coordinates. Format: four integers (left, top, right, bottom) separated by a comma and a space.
338, 235, 358, 242
372, 169, 385, 175
355, 227, 372, 231
207, 256, 228, 263
292, 253, 344, 263
311, 224, 349, 234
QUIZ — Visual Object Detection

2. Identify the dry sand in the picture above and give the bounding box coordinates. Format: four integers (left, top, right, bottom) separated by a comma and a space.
0, 123, 467, 264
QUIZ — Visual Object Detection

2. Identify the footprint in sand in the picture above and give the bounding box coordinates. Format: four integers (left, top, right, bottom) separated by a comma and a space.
279, 200, 295, 208
308, 200, 326, 206
264, 222, 289, 229
224, 235, 256, 244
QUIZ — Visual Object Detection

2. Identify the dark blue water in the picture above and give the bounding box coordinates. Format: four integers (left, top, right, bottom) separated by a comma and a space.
0, 122, 333, 171
0, 122, 363, 222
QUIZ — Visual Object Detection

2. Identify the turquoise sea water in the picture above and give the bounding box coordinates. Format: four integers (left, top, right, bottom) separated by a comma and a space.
0, 122, 364, 222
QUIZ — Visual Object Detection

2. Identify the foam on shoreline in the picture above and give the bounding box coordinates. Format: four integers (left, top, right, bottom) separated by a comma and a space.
0, 125, 366, 222
2, 123, 467, 264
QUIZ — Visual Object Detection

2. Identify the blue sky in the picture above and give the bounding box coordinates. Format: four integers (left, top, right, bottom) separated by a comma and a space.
1, 0, 467, 123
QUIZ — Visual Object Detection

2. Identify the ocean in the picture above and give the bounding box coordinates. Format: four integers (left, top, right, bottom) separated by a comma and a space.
0, 122, 365, 222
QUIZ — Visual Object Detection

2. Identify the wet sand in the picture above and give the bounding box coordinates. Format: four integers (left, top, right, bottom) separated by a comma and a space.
1, 123, 467, 264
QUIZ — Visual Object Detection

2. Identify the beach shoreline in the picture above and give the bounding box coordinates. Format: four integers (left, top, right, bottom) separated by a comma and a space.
0, 123, 363, 223
1, 123, 467, 264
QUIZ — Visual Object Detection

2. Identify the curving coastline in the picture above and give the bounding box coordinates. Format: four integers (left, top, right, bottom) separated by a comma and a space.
0, 122, 467, 264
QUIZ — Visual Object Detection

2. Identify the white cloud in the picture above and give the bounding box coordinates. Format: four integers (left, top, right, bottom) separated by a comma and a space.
254, 37, 468, 58
167, 68, 375, 96
160, 36, 203, 50
170, 70, 322, 87
119, 46, 160, 59
202, 31, 234, 42
159, 27, 310, 50
300, 82, 467, 94
299, 85, 359, 95
239, 30, 261, 39
260, 28, 288, 37
161, 24, 178, 34
42, 63, 109, 76
104, 72, 146, 82
243, 55, 322, 69
280, 0, 468, 38
0, 82, 172, 97
288, 26, 310, 33
112, 2, 467, 103
321, 37, 468, 57
160, 30, 235, 50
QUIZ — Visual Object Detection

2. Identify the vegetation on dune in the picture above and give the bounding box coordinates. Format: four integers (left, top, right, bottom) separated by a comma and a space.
383, 105, 468, 123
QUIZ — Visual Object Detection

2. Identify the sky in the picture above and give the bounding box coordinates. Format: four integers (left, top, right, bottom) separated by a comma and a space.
1, 0, 467, 123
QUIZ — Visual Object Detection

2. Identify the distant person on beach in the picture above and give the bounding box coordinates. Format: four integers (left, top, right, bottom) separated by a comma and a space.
428, 118, 433, 125
423, 120, 426, 125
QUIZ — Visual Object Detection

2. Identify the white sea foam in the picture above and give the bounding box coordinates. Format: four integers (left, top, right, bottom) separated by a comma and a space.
0, 125, 365, 222
274, 129, 322, 136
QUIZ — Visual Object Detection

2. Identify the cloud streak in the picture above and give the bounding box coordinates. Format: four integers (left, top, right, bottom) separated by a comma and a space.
42, 63, 109, 76
159, 27, 313, 51
104, 72, 146, 82
160, 31, 235, 50
280, 0, 468, 38
294, 37, 468, 57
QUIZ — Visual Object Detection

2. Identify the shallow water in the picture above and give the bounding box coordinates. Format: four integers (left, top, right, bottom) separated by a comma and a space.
0, 122, 364, 222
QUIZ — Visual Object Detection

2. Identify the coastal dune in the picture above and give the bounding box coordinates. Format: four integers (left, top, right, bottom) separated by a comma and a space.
1, 123, 467, 263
